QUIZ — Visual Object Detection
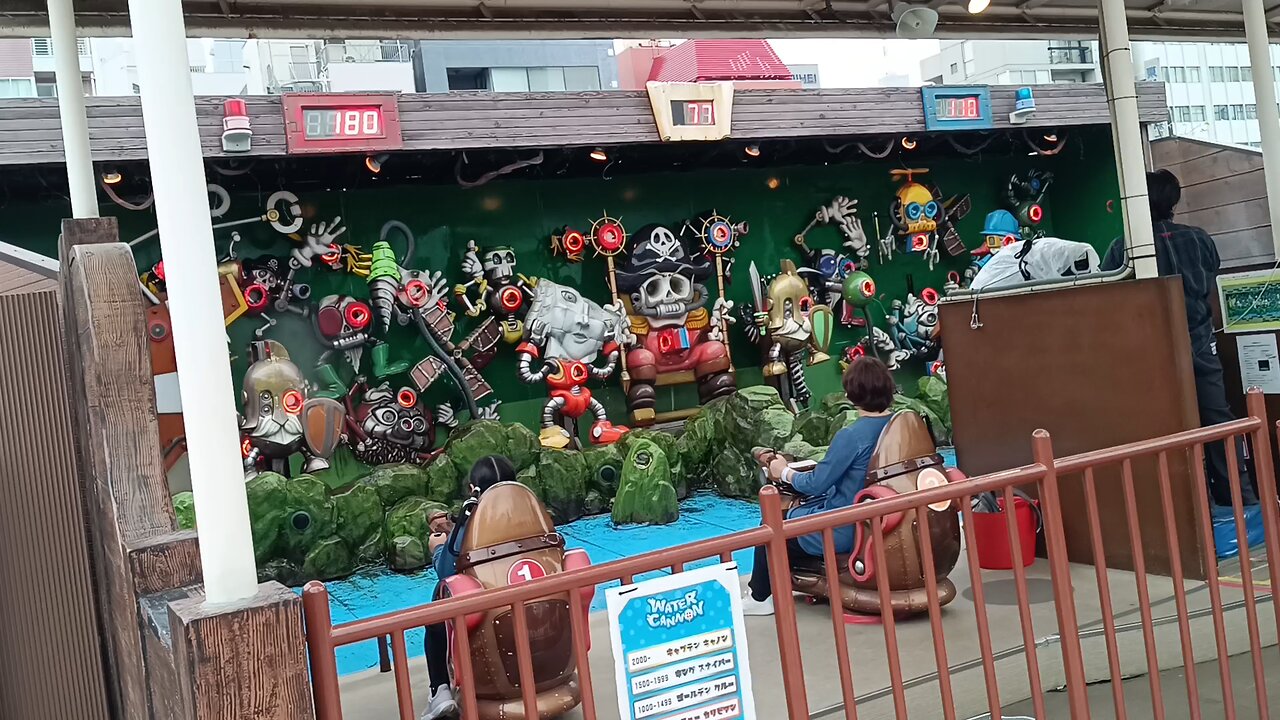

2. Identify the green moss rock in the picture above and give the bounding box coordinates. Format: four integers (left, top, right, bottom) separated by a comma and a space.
303, 535, 354, 580
385, 496, 447, 549
619, 429, 686, 498
424, 453, 461, 505
711, 443, 761, 499
278, 474, 337, 562
612, 438, 679, 525
332, 484, 383, 549
355, 528, 385, 565
791, 409, 831, 447
245, 471, 289, 563
258, 558, 301, 586
530, 449, 587, 524
506, 422, 540, 471
723, 386, 793, 454
676, 411, 715, 489
447, 421, 510, 476
389, 535, 427, 571
172, 491, 196, 530
362, 464, 426, 509
782, 439, 828, 463
582, 444, 624, 499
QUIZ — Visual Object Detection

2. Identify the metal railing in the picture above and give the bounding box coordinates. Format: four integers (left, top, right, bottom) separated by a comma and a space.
318, 41, 412, 74
302, 390, 1280, 720
1049, 46, 1093, 65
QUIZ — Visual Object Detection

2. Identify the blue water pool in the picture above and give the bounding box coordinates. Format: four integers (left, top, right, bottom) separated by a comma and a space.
307, 447, 962, 677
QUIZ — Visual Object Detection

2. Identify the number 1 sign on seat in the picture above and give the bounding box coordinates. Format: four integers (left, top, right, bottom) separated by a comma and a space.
606, 563, 756, 720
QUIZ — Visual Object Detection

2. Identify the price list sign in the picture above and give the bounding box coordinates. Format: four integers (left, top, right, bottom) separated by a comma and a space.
606, 563, 756, 720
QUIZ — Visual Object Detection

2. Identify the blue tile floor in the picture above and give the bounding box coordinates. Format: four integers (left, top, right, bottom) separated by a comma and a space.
307, 446, 963, 677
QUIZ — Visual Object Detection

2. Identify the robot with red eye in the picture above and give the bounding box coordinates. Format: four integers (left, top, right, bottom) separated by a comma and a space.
883, 280, 942, 371
342, 381, 456, 466
309, 294, 412, 399
239, 341, 344, 478
454, 239, 539, 370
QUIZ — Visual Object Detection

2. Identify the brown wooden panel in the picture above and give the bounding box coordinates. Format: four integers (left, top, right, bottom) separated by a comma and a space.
128, 531, 203, 595
0, 290, 111, 720
941, 277, 1205, 579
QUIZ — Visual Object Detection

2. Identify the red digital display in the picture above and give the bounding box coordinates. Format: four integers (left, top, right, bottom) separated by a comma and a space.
282, 93, 403, 155
302, 107, 384, 139
934, 95, 983, 121
671, 100, 716, 126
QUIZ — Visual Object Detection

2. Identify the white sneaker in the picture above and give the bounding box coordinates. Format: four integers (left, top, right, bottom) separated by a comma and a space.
741, 594, 775, 616
421, 685, 458, 720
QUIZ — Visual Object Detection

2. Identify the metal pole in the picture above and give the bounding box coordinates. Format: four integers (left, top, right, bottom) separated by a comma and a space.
46, 0, 98, 218
127, 0, 259, 604
1098, 0, 1157, 279
1242, 0, 1280, 261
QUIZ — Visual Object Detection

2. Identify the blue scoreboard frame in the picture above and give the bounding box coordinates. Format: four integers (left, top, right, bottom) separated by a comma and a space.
921, 85, 994, 131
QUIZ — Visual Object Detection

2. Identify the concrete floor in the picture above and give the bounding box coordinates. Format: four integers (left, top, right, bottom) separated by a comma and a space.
336, 552, 1277, 719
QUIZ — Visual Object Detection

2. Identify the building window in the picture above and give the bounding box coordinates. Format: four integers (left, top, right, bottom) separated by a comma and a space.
0, 78, 36, 98
1227, 66, 1242, 82
563, 66, 601, 90
483, 66, 603, 93
1214, 104, 1230, 120
1230, 103, 1247, 120
949, 62, 959, 74
1243, 66, 1253, 82
1210, 66, 1226, 82
35, 82, 56, 97
1247, 103, 1259, 119
1187, 66, 1202, 82
446, 67, 489, 91
1190, 105, 1207, 122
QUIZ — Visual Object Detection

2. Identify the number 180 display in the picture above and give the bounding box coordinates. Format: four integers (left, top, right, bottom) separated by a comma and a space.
302, 107, 383, 139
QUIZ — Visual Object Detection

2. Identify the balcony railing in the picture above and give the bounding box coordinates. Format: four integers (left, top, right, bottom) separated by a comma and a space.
1048, 46, 1092, 65
318, 41, 412, 74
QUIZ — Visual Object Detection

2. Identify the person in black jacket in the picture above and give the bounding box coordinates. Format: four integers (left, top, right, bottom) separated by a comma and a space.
1102, 169, 1258, 507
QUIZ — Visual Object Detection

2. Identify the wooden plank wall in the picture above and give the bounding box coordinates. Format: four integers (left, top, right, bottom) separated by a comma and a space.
0, 259, 57, 295
1151, 136, 1273, 269
0, 82, 1168, 166
0, 290, 112, 720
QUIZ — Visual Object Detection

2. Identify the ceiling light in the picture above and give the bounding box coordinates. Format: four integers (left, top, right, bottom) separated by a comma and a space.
967, 0, 990, 13
590, 147, 609, 162
101, 167, 122, 185
744, 143, 761, 158
901, 137, 918, 150
1043, 132, 1059, 142
365, 153, 389, 174
766, 177, 781, 190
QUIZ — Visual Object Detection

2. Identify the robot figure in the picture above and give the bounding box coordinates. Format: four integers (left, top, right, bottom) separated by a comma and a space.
947, 210, 1022, 293
882, 283, 941, 370
615, 223, 737, 423
454, 240, 539, 350
742, 260, 834, 412
309, 294, 409, 399
887, 169, 971, 269
517, 280, 628, 449
1007, 169, 1053, 239
342, 381, 457, 466
239, 341, 343, 478
794, 197, 871, 327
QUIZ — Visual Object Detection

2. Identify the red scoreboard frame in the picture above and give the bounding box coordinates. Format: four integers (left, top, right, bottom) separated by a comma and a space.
281, 93, 405, 155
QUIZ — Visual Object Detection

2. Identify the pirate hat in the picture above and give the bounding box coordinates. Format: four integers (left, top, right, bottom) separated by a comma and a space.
616, 223, 713, 293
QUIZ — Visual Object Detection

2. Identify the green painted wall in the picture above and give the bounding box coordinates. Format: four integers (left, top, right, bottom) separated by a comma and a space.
0, 127, 1123, 441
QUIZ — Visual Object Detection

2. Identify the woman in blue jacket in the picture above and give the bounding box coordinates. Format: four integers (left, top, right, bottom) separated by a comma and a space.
743, 357, 897, 616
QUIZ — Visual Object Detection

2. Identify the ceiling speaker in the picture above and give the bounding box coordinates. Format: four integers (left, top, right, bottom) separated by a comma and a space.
893, 4, 939, 38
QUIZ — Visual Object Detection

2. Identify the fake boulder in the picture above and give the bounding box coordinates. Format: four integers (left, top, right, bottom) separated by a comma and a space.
612, 438, 679, 525
447, 421, 510, 477
332, 483, 383, 550
619, 429, 688, 499
304, 535, 353, 580
277, 474, 337, 562
384, 496, 447, 571
173, 491, 196, 530
362, 463, 426, 508
529, 449, 588, 524
582, 444, 624, 515
423, 454, 461, 506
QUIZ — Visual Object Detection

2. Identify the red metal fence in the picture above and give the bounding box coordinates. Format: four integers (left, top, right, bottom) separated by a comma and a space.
303, 390, 1280, 720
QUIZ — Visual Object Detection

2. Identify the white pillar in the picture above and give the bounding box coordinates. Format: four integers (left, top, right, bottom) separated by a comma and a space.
1099, 0, 1158, 279
46, 0, 98, 219
127, 0, 259, 604
1242, 0, 1280, 260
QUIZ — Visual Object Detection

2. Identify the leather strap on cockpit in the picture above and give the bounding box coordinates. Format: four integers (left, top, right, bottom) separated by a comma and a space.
457, 532, 565, 571
866, 453, 944, 483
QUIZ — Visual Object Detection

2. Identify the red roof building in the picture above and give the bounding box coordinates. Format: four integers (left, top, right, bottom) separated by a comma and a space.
616, 39, 803, 90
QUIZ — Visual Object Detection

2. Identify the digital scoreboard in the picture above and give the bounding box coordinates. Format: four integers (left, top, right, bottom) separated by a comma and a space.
647, 82, 734, 142
670, 99, 716, 126
282, 93, 404, 155
921, 86, 994, 131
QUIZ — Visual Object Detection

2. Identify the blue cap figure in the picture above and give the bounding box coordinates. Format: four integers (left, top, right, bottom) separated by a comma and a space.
974, 209, 1021, 256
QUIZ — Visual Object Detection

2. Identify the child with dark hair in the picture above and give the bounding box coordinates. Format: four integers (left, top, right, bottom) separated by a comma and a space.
1101, 169, 1258, 507
421, 455, 517, 720
742, 357, 897, 616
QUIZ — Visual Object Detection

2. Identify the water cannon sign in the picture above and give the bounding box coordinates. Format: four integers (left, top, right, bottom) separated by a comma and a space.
606, 563, 756, 720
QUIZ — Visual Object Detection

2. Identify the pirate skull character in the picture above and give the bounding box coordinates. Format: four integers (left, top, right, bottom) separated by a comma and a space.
615, 224, 736, 420
517, 280, 628, 448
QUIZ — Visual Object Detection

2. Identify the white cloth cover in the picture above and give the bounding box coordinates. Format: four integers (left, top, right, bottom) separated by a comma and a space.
970, 237, 1101, 291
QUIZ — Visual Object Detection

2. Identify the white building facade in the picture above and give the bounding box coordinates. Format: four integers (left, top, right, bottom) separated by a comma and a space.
920, 39, 1280, 149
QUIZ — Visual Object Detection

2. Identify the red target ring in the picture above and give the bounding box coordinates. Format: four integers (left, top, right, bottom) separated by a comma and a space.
595, 222, 625, 253
321, 244, 341, 264
282, 389, 304, 415
860, 279, 876, 298
345, 302, 371, 330
499, 286, 523, 312
569, 362, 588, 383
563, 230, 585, 253
244, 283, 269, 311
921, 288, 940, 306
402, 279, 430, 308
1028, 204, 1044, 223
397, 388, 417, 408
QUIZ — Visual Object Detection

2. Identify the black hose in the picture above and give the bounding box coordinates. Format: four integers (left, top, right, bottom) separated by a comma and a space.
414, 312, 480, 420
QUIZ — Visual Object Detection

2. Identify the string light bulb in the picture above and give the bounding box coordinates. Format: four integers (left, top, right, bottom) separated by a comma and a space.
744, 143, 761, 158
968, 0, 990, 13
101, 167, 123, 185
590, 147, 609, 162
901, 137, 918, 150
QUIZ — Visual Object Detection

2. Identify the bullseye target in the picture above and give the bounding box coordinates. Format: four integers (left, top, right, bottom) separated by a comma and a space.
589, 215, 627, 256
499, 286, 523, 312
701, 214, 736, 255
915, 467, 953, 512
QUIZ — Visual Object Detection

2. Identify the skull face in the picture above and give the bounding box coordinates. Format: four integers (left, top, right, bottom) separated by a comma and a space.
766, 265, 814, 350
895, 183, 940, 236
528, 280, 619, 362
646, 226, 680, 261
482, 246, 518, 284
632, 272, 702, 326
315, 295, 372, 343
360, 383, 430, 451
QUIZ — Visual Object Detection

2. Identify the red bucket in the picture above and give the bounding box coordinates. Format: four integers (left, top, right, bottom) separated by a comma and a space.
971, 497, 1038, 570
